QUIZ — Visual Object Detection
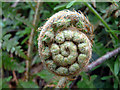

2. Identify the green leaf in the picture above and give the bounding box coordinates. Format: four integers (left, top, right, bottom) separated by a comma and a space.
101, 75, 113, 80
2, 34, 28, 59
36, 70, 55, 82
93, 39, 107, 56
0, 78, 2, 90
16, 27, 31, 38
106, 29, 120, 34
80, 72, 89, 81
66, 0, 76, 8
14, 46, 28, 60
93, 76, 105, 88
114, 56, 120, 76
90, 75, 97, 81
3, 52, 25, 73
2, 3, 35, 29
114, 79, 118, 88
2, 34, 11, 41
6, 76, 12, 82
83, 2, 119, 40
2, 76, 12, 88
107, 59, 120, 85
77, 72, 96, 88
90, 64, 101, 71
96, 2, 109, 13
0, 50, 2, 68
21, 36, 29, 45
111, 34, 120, 48
107, 60, 114, 73
15, 14, 35, 29
54, 3, 68, 10
18, 80, 39, 88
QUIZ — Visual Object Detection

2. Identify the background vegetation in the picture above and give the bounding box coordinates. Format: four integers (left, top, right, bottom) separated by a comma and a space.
1, 1, 120, 89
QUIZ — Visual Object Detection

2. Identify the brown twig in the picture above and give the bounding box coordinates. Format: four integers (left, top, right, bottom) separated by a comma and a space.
70, 47, 120, 88
9, 53, 18, 84
26, 0, 42, 81
12, 71, 18, 84
86, 47, 120, 71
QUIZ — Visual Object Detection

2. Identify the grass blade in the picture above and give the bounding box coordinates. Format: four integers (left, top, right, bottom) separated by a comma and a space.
83, 2, 118, 40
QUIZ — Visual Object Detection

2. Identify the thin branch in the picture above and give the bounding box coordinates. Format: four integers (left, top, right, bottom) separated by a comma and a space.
70, 47, 120, 88
26, 1, 42, 81
12, 71, 18, 84
86, 47, 120, 71
27, 2, 36, 12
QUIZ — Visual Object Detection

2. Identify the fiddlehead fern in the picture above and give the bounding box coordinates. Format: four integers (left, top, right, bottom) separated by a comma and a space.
38, 10, 94, 76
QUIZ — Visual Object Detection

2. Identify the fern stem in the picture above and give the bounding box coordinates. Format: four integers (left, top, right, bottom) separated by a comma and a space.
28, 2, 35, 12
83, 2, 118, 40
1, 68, 4, 78
56, 77, 67, 88
26, 1, 42, 81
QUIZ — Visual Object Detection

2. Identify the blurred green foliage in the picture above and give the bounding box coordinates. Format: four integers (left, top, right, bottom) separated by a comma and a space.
1, 1, 120, 89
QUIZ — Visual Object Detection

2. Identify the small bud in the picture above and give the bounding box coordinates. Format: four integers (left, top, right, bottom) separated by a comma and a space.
69, 63, 79, 74
78, 54, 87, 68
42, 30, 54, 43
73, 32, 82, 43
63, 30, 73, 40
50, 44, 60, 55
78, 43, 88, 54
55, 32, 65, 44
56, 67, 68, 75
53, 54, 63, 65
46, 60, 56, 71
42, 47, 50, 59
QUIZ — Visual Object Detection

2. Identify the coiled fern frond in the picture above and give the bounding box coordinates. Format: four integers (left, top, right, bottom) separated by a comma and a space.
38, 10, 94, 76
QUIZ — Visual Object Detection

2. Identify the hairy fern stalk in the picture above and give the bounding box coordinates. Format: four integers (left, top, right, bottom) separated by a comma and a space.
38, 10, 94, 76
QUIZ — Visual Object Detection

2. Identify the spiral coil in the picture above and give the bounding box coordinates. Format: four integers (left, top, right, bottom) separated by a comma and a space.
38, 10, 93, 76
